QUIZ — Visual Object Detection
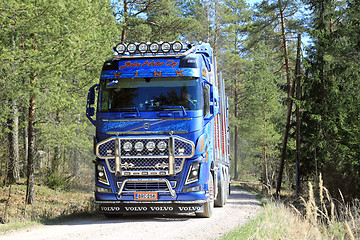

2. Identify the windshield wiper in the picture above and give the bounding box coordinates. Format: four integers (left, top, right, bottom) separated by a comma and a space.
113, 107, 141, 117
160, 106, 187, 116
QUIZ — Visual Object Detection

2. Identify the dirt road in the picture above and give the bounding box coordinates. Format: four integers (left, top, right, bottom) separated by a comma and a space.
1, 187, 260, 240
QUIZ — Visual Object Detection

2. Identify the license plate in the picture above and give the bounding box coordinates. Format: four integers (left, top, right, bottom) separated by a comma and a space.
134, 192, 158, 201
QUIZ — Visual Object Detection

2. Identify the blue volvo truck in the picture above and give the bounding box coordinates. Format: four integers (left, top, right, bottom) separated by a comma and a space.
86, 41, 230, 217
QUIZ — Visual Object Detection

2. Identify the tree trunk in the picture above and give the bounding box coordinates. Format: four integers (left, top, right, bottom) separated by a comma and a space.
262, 109, 269, 194
276, 78, 296, 197
275, 0, 293, 197
295, 34, 302, 197
51, 110, 62, 177
233, 68, 239, 180
7, 100, 20, 184
26, 94, 36, 205
121, 0, 128, 43
279, 0, 291, 95
234, 126, 239, 180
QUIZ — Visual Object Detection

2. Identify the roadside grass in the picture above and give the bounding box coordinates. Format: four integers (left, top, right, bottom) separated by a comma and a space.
223, 178, 359, 240
0, 181, 94, 233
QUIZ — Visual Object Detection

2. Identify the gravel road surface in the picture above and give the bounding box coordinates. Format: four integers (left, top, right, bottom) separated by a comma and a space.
1, 187, 260, 240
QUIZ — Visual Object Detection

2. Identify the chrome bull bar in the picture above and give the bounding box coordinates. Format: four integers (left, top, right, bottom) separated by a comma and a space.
95, 135, 195, 176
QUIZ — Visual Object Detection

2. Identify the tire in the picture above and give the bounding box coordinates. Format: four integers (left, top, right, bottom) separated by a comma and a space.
196, 173, 214, 218
214, 179, 226, 207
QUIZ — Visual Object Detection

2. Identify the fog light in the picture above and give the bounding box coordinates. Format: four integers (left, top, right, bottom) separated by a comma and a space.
95, 186, 112, 193
182, 185, 202, 193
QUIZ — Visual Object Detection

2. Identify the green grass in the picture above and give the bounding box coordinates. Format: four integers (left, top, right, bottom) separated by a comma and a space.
220, 201, 321, 240
0, 183, 94, 233
0, 220, 40, 233
221, 180, 360, 240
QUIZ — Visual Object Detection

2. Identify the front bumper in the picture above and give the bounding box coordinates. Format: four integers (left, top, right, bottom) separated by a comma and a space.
96, 200, 208, 214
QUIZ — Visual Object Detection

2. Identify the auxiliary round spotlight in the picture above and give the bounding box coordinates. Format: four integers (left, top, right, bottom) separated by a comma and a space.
157, 141, 167, 151
146, 141, 155, 151
172, 41, 183, 52
123, 141, 132, 152
114, 43, 126, 54
149, 43, 159, 53
138, 42, 148, 54
127, 43, 137, 54
161, 42, 171, 53
134, 141, 144, 152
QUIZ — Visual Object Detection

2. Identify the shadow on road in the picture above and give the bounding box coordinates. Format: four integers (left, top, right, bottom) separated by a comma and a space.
46, 186, 260, 226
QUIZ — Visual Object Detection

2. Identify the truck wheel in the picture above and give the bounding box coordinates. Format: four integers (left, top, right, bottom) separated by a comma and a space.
214, 179, 226, 207
196, 173, 214, 218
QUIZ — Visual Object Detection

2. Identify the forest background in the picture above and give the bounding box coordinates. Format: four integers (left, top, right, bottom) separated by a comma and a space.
1, 0, 359, 208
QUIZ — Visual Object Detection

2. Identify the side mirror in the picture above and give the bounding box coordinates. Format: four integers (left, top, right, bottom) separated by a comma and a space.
203, 80, 216, 122
86, 84, 99, 126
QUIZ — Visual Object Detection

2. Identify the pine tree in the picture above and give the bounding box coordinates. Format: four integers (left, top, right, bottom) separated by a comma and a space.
0, 0, 118, 203
301, 0, 360, 199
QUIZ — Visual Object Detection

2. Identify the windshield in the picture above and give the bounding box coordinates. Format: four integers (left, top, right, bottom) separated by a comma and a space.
99, 77, 202, 112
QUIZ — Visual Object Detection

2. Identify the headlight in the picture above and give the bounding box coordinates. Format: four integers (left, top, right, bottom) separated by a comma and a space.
134, 141, 144, 151
185, 162, 201, 185
123, 141, 132, 152
96, 164, 110, 186
146, 141, 155, 151
157, 141, 167, 151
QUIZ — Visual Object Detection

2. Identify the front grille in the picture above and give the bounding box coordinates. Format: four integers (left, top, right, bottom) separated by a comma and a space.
120, 181, 176, 191
96, 136, 194, 176
105, 158, 184, 173
98, 139, 116, 157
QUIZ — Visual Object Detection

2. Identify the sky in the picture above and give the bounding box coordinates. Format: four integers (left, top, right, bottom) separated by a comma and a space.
245, 0, 262, 6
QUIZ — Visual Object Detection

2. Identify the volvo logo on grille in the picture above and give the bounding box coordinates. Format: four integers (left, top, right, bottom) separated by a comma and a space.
143, 123, 150, 129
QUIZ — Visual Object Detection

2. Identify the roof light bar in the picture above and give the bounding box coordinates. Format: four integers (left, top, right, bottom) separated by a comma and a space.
161, 42, 171, 53
127, 43, 137, 54
172, 41, 182, 52
113, 41, 192, 55
114, 43, 126, 54
149, 42, 159, 53
138, 42, 148, 54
